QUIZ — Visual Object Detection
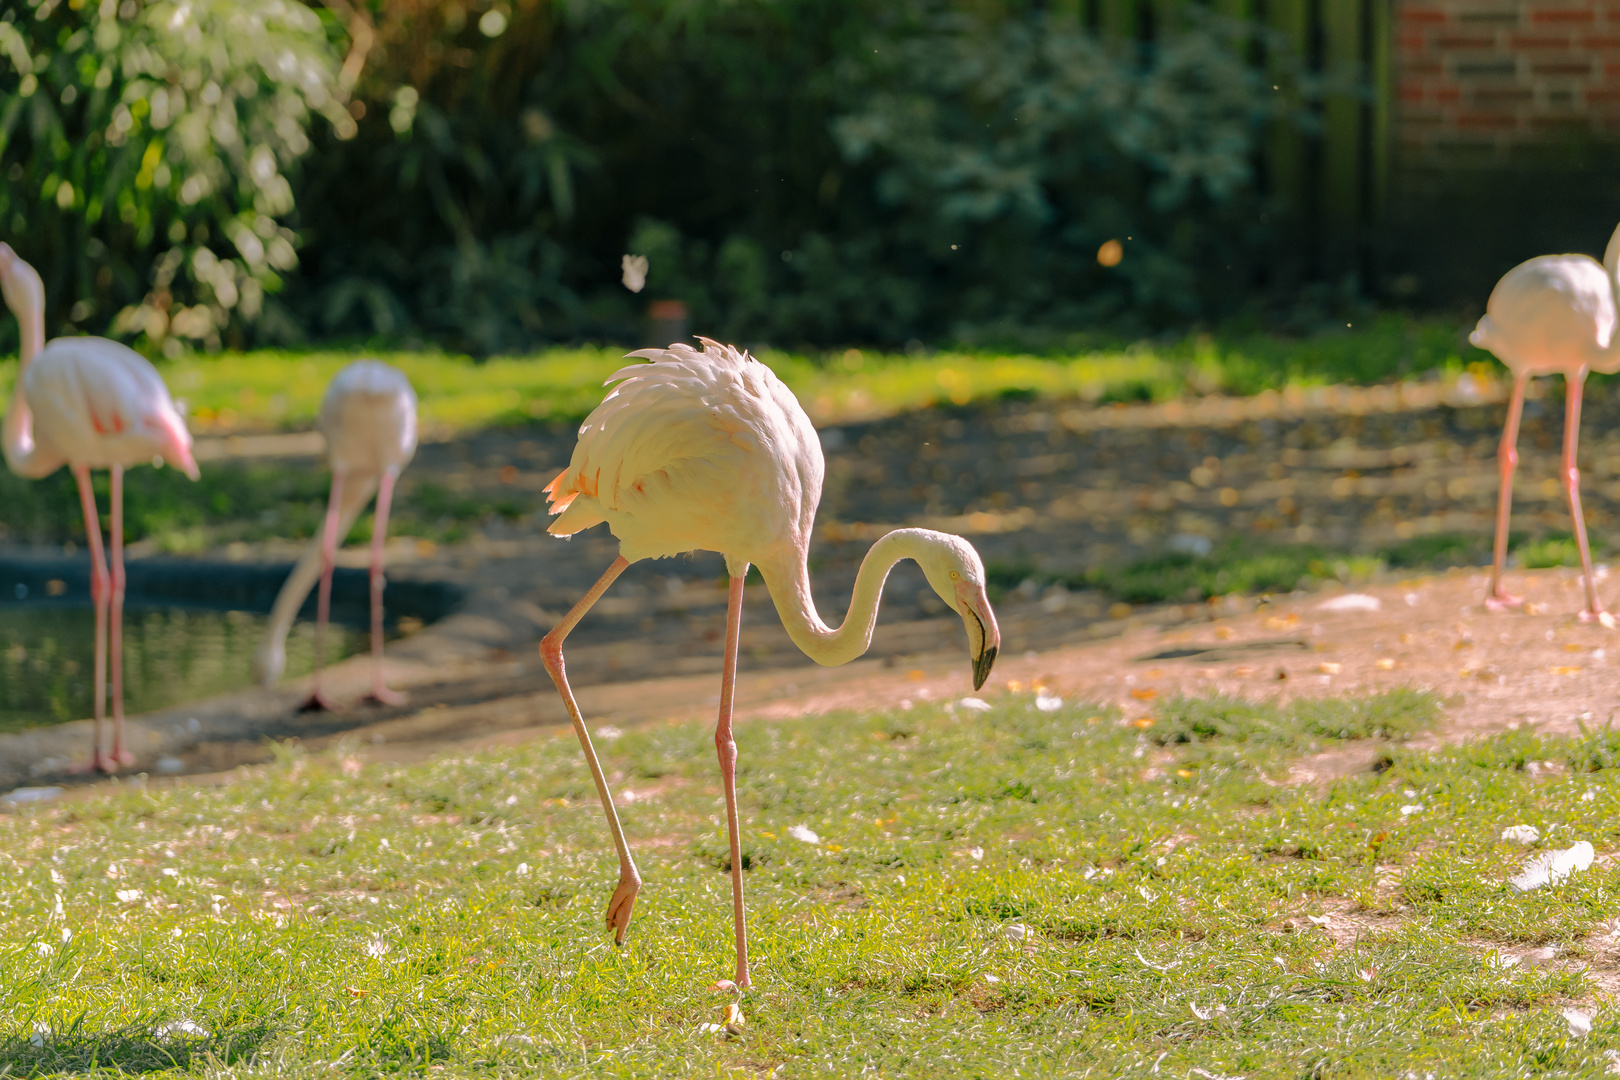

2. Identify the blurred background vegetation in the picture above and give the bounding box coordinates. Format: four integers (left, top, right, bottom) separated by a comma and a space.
0, 0, 1371, 355
19, 0, 1574, 362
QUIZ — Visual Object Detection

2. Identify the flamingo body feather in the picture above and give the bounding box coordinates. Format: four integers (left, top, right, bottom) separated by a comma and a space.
11, 336, 196, 479
547, 341, 820, 570
1471, 255, 1620, 376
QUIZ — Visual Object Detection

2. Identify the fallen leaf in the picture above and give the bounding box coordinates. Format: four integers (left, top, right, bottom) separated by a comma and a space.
1130, 688, 1158, 701
1318, 593, 1381, 613
1134, 947, 1181, 973
1132, 717, 1156, 729
1552, 666, 1582, 676
1564, 1008, 1593, 1037
1375, 658, 1395, 670
1510, 841, 1595, 892
1318, 662, 1342, 675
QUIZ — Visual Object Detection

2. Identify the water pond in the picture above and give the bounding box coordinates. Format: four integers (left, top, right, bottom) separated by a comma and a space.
0, 556, 462, 732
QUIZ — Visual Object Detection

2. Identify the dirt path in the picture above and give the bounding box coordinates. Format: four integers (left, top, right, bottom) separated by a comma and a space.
11, 561, 1611, 802
12, 373, 1620, 795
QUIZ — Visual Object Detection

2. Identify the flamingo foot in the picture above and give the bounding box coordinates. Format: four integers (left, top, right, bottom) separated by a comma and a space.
1578, 608, 1617, 628
1485, 591, 1526, 613
299, 689, 340, 713
64, 751, 124, 775
362, 686, 408, 707
605, 872, 641, 945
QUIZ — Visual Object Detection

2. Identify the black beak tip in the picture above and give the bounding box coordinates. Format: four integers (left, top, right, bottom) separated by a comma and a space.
972, 645, 997, 691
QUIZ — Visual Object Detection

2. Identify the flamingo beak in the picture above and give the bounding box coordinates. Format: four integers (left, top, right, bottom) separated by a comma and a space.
956, 581, 1000, 691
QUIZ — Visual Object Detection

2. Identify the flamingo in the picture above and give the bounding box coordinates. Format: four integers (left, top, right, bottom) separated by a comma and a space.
254, 360, 417, 709
0, 243, 199, 773
540, 338, 1001, 990
1470, 223, 1620, 621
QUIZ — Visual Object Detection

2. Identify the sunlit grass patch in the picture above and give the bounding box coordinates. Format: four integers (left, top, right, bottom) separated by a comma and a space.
990, 531, 1596, 608
5, 687, 1620, 1075
0, 315, 1488, 439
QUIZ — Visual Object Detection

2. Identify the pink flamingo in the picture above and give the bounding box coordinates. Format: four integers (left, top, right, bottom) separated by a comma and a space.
0, 243, 199, 773
1470, 223, 1620, 620
541, 338, 1001, 989
255, 360, 417, 709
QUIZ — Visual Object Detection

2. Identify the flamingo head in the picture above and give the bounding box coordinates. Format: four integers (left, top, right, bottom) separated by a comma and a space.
915, 532, 1000, 690
0, 243, 44, 322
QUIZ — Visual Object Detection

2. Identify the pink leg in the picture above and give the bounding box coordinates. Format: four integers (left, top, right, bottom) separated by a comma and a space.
1487, 373, 1529, 611
301, 470, 345, 712
68, 466, 113, 774
715, 572, 750, 989
108, 464, 133, 766
1561, 372, 1609, 622
363, 469, 405, 706
539, 556, 640, 943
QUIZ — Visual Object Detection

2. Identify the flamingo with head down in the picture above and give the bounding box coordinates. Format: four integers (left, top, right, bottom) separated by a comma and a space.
540, 338, 1001, 990
0, 243, 199, 773
254, 359, 417, 710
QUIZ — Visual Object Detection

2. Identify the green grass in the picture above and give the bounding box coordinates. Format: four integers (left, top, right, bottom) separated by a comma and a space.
0, 315, 1489, 437
991, 532, 1601, 606
7, 687, 1620, 1076
0, 458, 527, 549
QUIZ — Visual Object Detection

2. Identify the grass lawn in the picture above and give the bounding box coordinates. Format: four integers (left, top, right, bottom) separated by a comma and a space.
5, 687, 1620, 1076
0, 315, 1489, 437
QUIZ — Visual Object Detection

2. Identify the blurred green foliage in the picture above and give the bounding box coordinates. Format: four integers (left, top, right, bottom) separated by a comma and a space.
0, 0, 349, 350
5, 0, 1319, 353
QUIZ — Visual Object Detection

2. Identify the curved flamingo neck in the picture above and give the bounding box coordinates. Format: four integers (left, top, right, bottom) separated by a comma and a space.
2, 289, 45, 475
757, 529, 938, 668
255, 471, 380, 684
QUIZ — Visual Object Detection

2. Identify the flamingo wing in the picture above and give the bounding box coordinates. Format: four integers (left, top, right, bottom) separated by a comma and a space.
546, 339, 821, 561
23, 338, 197, 476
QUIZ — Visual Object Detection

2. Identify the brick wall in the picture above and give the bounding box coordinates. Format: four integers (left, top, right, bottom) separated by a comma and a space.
1398, 1, 1620, 164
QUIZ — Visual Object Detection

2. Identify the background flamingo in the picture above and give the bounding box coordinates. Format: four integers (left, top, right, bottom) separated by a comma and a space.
255, 360, 417, 709
541, 338, 1000, 990
1470, 222, 1620, 620
0, 243, 199, 773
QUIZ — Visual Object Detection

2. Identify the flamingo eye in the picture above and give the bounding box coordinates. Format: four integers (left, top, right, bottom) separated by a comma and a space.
950, 571, 960, 580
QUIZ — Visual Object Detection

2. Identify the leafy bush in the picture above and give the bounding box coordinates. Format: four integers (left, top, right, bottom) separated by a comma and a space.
823, 6, 1302, 335
0, 1, 1322, 351
0, 0, 347, 350
287, 0, 593, 355
286, 0, 1310, 351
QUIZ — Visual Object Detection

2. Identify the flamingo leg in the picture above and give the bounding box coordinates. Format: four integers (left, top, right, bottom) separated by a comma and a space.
1561, 371, 1609, 622
108, 464, 133, 766
69, 466, 112, 774
301, 470, 346, 712
539, 555, 640, 943
1487, 373, 1529, 611
363, 468, 405, 706
715, 572, 750, 989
